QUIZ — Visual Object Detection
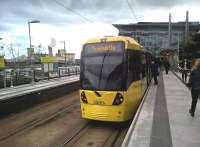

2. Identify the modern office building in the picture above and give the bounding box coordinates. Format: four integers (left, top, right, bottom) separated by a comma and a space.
113, 12, 200, 56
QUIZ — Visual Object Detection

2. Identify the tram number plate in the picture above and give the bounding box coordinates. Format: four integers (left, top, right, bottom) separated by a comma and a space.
94, 100, 105, 105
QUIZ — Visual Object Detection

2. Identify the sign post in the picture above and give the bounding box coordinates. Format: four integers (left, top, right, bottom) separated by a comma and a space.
0, 57, 5, 68
41, 56, 58, 80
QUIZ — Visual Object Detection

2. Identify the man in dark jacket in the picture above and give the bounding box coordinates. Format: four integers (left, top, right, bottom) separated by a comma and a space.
180, 59, 190, 83
188, 59, 200, 117
163, 58, 170, 74
150, 59, 159, 85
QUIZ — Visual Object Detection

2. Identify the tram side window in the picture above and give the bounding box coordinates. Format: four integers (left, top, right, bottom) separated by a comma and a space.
141, 54, 146, 78
146, 53, 154, 81
127, 50, 141, 88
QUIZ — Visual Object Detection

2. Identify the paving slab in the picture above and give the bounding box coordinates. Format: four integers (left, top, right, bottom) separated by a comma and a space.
122, 71, 200, 147
163, 72, 200, 147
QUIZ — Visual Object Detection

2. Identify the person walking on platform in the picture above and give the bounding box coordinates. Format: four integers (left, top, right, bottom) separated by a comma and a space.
188, 59, 200, 117
180, 59, 190, 83
150, 59, 159, 85
163, 58, 170, 74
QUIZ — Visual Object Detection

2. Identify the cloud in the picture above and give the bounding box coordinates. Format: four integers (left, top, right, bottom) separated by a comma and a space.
0, 24, 13, 32
133, 0, 200, 9
1, 0, 200, 59
0, 0, 198, 31
134, 0, 179, 8
0, 0, 140, 29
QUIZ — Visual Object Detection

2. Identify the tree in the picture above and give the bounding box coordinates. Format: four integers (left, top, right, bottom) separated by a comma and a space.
181, 33, 200, 59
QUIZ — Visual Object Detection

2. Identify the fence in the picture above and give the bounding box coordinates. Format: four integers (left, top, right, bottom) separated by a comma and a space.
0, 66, 80, 88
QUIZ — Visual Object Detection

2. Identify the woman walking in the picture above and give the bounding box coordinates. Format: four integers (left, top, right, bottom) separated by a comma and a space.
150, 59, 159, 85
188, 59, 200, 117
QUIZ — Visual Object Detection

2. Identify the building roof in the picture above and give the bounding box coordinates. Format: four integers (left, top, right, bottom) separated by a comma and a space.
113, 21, 200, 32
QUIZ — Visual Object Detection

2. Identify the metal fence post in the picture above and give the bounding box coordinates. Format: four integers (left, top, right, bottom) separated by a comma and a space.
33, 70, 36, 82
67, 68, 69, 76
48, 63, 50, 80
15, 70, 18, 85
4, 70, 6, 88
10, 76, 13, 87
58, 68, 60, 78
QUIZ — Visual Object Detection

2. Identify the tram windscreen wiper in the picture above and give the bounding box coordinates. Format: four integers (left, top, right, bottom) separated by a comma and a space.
98, 49, 110, 89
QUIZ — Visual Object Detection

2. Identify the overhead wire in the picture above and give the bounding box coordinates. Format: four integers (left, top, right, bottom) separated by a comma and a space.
126, 0, 138, 21
54, 0, 93, 23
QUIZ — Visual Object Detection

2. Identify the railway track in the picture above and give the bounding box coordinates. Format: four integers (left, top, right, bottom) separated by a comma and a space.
0, 102, 80, 141
61, 121, 130, 147
0, 89, 130, 147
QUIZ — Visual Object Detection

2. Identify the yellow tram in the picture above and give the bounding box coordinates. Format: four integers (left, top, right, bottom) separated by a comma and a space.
80, 36, 152, 122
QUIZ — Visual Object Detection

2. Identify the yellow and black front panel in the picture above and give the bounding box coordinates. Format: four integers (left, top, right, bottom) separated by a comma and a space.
80, 90, 128, 122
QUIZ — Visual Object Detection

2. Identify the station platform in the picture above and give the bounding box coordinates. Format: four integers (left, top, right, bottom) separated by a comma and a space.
174, 71, 190, 84
122, 71, 200, 147
0, 75, 79, 101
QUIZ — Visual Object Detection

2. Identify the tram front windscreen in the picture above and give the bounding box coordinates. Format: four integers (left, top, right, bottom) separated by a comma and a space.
81, 42, 125, 91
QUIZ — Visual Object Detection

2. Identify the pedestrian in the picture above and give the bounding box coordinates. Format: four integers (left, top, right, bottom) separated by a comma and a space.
188, 59, 200, 117
156, 58, 162, 73
180, 59, 190, 83
150, 59, 159, 85
158, 58, 163, 72
163, 58, 170, 74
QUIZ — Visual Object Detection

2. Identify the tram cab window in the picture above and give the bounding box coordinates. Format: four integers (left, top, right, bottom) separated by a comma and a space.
127, 50, 142, 88
81, 42, 125, 91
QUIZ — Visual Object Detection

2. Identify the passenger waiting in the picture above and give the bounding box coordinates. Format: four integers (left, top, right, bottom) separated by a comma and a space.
180, 59, 190, 83
188, 59, 200, 117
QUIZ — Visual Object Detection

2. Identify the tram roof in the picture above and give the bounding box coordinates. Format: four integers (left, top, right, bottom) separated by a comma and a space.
85, 36, 143, 50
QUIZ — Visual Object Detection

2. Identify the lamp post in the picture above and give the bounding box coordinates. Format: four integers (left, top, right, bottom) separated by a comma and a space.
28, 20, 40, 82
28, 20, 40, 49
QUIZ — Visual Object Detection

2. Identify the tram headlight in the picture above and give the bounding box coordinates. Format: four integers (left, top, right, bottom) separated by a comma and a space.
113, 93, 124, 105
81, 92, 88, 103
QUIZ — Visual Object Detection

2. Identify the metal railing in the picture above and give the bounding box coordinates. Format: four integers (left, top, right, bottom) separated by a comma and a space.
0, 66, 80, 89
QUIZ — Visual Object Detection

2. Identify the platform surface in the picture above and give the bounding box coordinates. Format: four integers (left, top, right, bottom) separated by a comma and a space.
123, 71, 200, 147
0, 75, 79, 101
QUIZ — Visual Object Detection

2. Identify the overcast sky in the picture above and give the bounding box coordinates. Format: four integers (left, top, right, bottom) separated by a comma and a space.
0, 0, 200, 58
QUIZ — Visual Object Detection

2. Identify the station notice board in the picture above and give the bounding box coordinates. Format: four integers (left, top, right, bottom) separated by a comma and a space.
41, 56, 58, 72
41, 56, 58, 63
0, 57, 5, 68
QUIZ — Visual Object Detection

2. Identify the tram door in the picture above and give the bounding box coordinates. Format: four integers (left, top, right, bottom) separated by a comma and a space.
141, 54, 147, 92
127, 50, 141, 100
145, 53, 152, 86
